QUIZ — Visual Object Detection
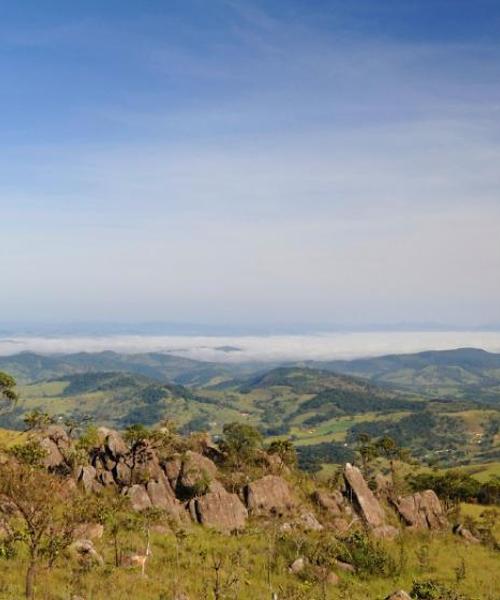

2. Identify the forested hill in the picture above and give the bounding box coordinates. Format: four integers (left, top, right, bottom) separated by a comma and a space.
305, 348, 500, 400
0, 350, 265, 387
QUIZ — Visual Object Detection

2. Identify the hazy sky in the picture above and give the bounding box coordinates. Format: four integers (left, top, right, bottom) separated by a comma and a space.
1, 1, 500, 328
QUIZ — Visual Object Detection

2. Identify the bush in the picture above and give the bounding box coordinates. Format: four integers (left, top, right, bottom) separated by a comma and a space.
411, 579, 470, 600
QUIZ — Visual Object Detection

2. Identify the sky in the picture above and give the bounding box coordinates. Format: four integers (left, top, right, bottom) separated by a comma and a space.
1, 0, 500, 330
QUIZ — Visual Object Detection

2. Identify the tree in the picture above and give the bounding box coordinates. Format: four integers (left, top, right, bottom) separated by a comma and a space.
0, 460, 76, 599
267, 439, 297, 471
219, 422, 263, 469
0, 371, 18, 411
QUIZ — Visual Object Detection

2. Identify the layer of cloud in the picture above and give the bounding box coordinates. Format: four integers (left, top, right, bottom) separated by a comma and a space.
2, 331, 500, 362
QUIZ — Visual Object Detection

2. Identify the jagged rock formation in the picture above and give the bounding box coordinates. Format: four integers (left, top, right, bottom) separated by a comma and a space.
30, 426, 452, 541
394, 490, 447, 530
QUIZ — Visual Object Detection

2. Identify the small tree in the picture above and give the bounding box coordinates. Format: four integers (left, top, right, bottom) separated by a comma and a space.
0, 460, 76, 599
0, 371, 18, 411
267, 439, 297, 471
219, 422, 263, 469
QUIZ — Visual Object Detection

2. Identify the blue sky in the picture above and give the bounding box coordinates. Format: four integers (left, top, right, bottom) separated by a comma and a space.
1, 1, 499, 328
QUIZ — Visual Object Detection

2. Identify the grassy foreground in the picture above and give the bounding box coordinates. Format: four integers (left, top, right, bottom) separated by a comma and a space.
0, 525, 499, 600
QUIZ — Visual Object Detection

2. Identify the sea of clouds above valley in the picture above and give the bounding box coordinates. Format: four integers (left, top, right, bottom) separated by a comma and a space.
1, 331, 500, 363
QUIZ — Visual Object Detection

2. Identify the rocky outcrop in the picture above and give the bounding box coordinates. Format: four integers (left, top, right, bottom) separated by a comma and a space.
190, 489, 248, 533
245, 475, 297, 516
394, 490, 447, 530
343, 463, 386, 529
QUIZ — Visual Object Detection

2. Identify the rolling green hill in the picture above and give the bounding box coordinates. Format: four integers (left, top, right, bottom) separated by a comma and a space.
0, 350, 265, 387
308, 348, 500, 400
0, 371, 250, 432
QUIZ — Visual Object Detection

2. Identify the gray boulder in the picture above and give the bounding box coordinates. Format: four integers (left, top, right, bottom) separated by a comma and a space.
127, 484, 152, 512
343, 463, 386, 529
190, 490, 248, 533
244, 475, 297, 516
395, 490, 447, 530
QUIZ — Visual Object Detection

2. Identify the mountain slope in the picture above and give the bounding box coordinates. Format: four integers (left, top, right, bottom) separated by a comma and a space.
307, 348, 500, 400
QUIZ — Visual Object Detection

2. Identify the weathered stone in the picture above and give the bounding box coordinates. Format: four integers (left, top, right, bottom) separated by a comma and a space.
146, 478, 185, 522
385, 592, 412, 600
127, 484, 152, 512
69, 539, 104, 566
103, 429, 128, 459
98, 470, 115, 487
344, 463, 386, 529
40, 437, 66, 469
192, 490, 248, 533
453, 524, 480, 544
289, 557, 306, 574
335, 559, 356, 573
177, 451, 218, 497
395, 490, 447, 530
245, 475, 297, 516
163, 455, 182, 489
113, 461, 132, 486
312, 490, 344, 515
45, 425, 70, 449
297, 511, 323, 531
77, 466, 98, 493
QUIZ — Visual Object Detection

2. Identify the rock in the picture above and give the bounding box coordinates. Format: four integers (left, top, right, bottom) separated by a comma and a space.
244, 475, 297, 516
98, 470, 115, 487
297, 511, 323, 531
395, 490, 447, 530
372, 524, 399, 539
289, 557, 306, 574
335, 559, 356, 573
343, 463, 386, 529
453, 524, 480, 544
177, 451, 218, 498
127, 484, 152, 512
73, 523, 104, 541
45, 425, 70, 449
77, 466, 99, 494
385, 592, 412, 600
207, 479, 227, 494
70, 539, 104, 566
279, 522, 293, 533
191, 490, 248, 533
163, 455, 182, 489
113, 460, 132, 486
40, 437, 66, 469
102, 429, 128, 459
146, 478, 185, 522
313, 490, 344, 515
